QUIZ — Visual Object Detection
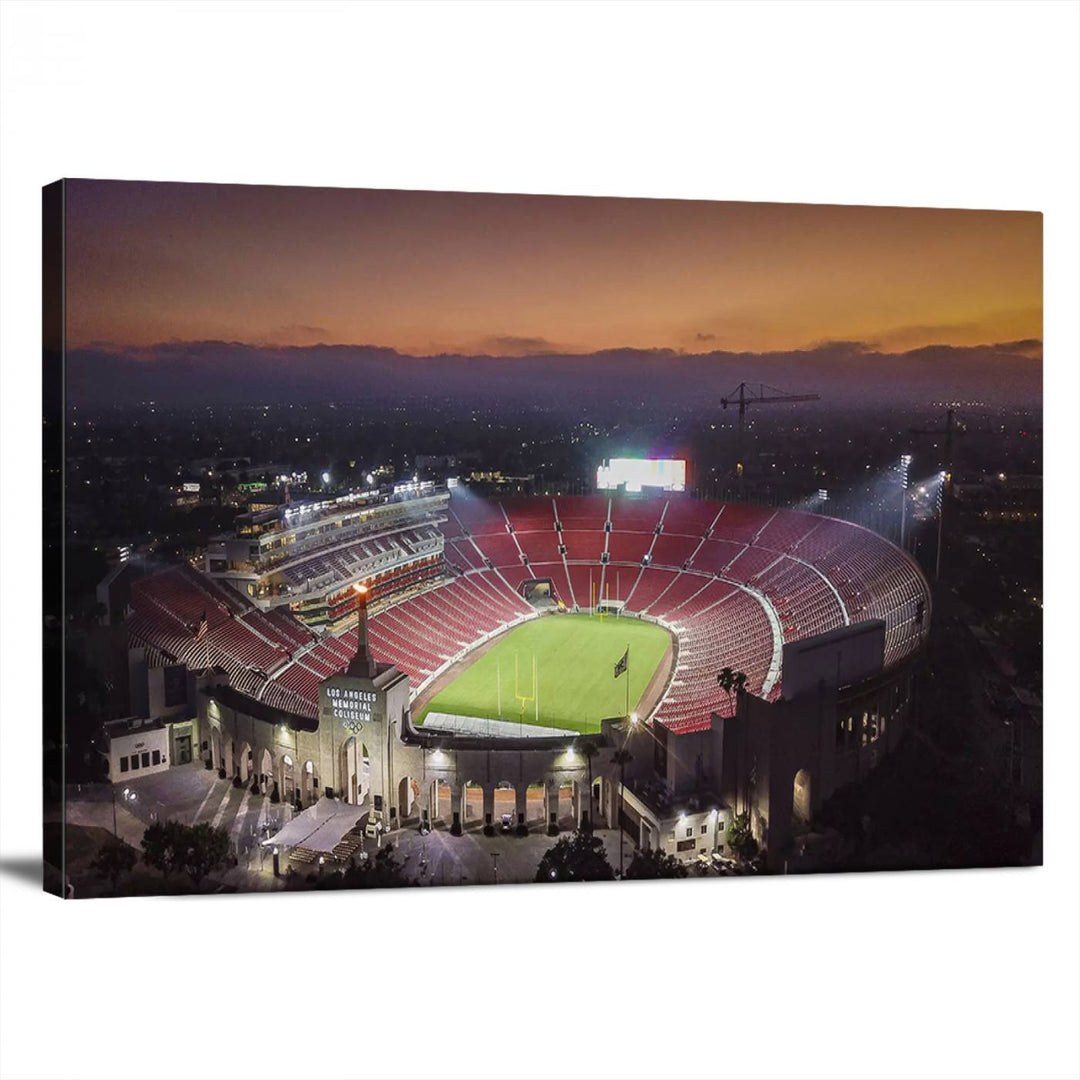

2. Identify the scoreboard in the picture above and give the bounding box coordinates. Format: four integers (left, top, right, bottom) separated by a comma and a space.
596, 458, 686, 493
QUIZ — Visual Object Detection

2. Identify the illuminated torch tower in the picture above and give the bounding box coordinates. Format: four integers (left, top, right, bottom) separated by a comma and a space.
321, 581, 411, 811
346, 583, 379, 678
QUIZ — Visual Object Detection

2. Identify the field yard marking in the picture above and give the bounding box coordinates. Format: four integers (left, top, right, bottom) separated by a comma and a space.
422, 612, 671, 734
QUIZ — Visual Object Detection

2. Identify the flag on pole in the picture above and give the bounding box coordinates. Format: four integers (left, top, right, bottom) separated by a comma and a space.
614, 646, 629, 679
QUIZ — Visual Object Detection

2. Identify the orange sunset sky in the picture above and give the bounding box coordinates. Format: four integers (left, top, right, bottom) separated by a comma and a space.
64, 181, 1042, 357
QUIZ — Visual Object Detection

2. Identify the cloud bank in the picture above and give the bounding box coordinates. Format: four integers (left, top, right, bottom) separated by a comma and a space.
65, 338, 1042, 412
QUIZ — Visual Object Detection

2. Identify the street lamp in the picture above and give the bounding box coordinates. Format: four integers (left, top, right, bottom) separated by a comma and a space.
112, 787, 137, 837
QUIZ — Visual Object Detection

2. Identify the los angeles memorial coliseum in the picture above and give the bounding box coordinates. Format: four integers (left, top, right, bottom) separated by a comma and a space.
112, 479, 931, 872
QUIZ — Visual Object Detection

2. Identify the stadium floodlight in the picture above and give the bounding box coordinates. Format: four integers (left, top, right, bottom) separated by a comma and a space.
366, 473, 374, 485
321, 471, 331, 484
899, 454, 913, 547
629, 711, 639, 725
354, 583, 368, 595
817, 488, 828, 502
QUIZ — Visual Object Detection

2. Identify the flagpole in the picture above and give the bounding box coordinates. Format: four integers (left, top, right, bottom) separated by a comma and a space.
625, 643, 630, 716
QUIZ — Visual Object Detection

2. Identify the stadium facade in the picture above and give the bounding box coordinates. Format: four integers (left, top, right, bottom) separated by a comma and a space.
107, 485, 931, 871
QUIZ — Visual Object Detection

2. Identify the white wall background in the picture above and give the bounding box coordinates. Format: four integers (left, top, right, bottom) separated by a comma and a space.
1, 3, 1077, 1078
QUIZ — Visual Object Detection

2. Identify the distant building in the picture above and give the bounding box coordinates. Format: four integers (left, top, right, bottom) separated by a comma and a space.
953, 473, 1041, 522
102, 717, 172, 781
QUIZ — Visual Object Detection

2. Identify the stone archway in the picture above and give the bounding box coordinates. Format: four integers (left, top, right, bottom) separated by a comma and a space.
558, 780, 575, 828
237, 742, 253, 784
280, 755, 296, 806
492, 780, 515, 832
793, 768, 812, 826
258, 748, 273, 795
463, 781, 482, 826
340, 737, 366, 805
526, 782, 546, 829
430, 779, 452, 826
398, 775, 420, 821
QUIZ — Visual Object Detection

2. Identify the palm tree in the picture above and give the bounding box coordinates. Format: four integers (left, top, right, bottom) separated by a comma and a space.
717, 666, 750, 818
716, 666, 748, 717
612, 747, 633, 877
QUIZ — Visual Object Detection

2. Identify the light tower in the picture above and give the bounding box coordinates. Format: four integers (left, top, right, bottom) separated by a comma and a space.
934, 470, 947, 581
898, 454, 913, 547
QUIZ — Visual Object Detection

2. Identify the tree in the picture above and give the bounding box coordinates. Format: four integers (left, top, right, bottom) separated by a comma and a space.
341, 843, 410, 889
180, 822, 231, 887
727, 812, 758, 860
141, 820, 231, 888
717, 666, 748, 715
535, 830, 614, 883
140, 819, 186, 877
624, 846, 688, 880
718, 667, 750, 821
90, 835, 137, 892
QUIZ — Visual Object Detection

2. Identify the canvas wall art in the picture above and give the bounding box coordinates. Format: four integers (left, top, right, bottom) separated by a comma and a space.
42, 181, 1042, 897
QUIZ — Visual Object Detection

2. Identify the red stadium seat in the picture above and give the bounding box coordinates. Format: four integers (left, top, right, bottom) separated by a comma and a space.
127, 494, 929, 738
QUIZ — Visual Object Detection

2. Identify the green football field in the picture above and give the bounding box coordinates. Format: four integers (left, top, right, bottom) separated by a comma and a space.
416, 613, 672, 734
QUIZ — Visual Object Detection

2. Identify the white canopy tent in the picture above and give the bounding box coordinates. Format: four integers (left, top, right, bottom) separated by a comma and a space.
262, 796, 365, 853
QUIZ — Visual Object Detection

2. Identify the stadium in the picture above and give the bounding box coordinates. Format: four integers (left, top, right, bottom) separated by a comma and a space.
115, 468, 932, 869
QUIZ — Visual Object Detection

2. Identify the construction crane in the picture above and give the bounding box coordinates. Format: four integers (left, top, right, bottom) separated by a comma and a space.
720, 382, 821, 488
907, 407, 994, 581
909, 407, 963, 481
909, 406, 992, 481
907, 407, 985, 582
